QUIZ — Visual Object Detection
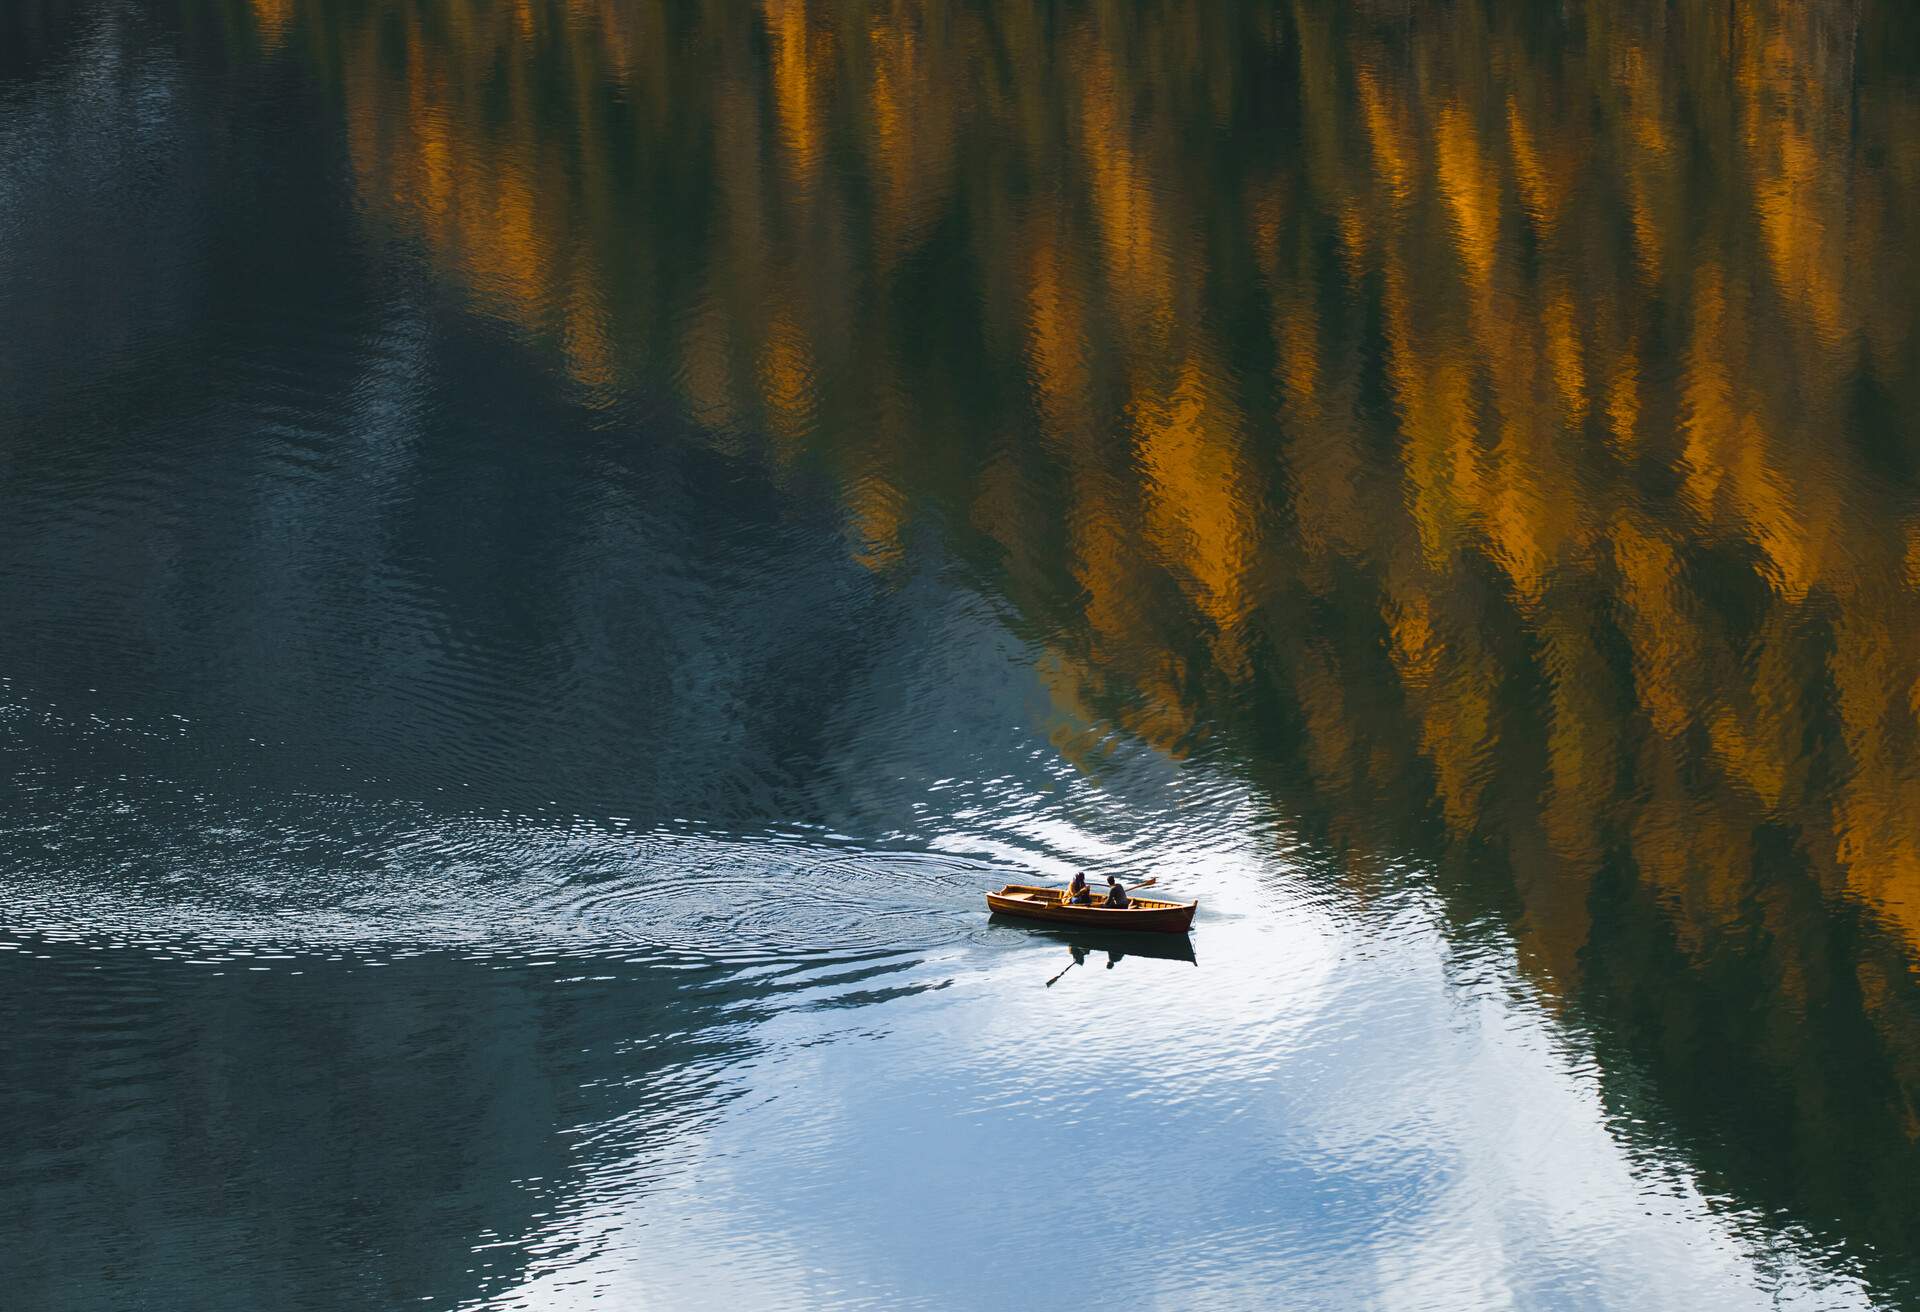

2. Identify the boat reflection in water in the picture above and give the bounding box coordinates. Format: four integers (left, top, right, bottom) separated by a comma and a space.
987, 915, 1200, 985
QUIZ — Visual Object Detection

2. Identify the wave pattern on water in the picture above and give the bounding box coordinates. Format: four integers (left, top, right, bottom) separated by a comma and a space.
0, 787, 991, 971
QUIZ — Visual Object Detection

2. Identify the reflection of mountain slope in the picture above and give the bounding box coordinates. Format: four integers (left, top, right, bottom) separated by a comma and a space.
7, 0, 1920, 1297
240, 0, 1920, 952
181, 0, 1920, 1281
1582, 863, 1920, 1297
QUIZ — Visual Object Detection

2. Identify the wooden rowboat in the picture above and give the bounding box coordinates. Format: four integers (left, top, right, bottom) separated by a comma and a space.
985, 884, 1197, 935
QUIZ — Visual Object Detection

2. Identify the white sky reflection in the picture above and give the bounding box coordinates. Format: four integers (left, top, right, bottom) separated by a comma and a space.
482, 777, 1874, 1312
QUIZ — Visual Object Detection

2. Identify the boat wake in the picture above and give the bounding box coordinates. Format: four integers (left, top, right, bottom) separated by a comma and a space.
0, 778, 992, 970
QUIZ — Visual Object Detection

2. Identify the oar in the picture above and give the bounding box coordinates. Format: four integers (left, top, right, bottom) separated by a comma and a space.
1085, 877, 1158, 901
1044, 954, 1081, 987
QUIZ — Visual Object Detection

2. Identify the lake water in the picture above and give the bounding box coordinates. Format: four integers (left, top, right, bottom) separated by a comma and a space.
4, 1, 1919, 1308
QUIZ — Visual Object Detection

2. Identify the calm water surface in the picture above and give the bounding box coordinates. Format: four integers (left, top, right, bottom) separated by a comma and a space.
4, 1, 1920, 1307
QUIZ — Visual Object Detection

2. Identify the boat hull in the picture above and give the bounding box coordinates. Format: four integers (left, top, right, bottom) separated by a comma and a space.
985, 885, 1196, 935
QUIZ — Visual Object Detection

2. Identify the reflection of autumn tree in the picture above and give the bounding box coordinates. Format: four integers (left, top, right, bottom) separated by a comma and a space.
233, 0, 1920, 1264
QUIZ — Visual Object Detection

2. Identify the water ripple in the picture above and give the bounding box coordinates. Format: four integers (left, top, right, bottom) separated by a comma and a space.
0, 778, 994, 973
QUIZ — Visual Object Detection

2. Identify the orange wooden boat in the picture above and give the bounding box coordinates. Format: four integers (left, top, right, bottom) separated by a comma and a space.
985, 884, 1197, 935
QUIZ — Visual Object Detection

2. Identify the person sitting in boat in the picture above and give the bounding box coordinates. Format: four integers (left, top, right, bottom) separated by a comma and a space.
1065, 873, 1092, 905
1104, 876, 1129, 909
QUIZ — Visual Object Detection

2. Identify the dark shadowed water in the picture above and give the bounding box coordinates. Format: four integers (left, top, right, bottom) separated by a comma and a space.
4, 1, 1920, 1307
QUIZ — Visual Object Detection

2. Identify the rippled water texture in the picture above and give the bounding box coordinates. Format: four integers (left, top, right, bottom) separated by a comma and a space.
5, 0, 1920, 1308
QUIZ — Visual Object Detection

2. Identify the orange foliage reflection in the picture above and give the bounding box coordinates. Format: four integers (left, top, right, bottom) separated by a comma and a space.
241, 0, 1920, 1230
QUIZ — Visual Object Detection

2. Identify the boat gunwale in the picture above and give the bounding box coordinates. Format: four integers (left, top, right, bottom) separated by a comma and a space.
990, 883, 1194, 912
986, 884, 1197, 934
